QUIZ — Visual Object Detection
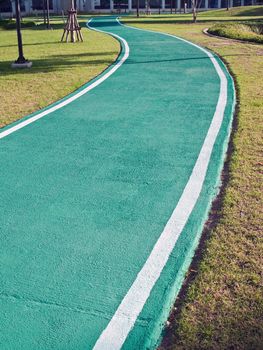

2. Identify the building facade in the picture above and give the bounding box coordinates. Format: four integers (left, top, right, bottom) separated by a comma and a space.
0, 0, 260, 17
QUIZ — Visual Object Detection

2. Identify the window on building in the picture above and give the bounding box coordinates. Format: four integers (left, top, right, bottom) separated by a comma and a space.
32, 0, 53, 10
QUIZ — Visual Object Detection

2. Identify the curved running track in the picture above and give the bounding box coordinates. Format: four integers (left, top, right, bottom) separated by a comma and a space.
0, 17, 235, 350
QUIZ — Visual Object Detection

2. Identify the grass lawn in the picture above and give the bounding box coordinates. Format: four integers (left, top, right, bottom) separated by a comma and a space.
123, 5, 263, 23
122, 6, 263, 350
196, 5, 263, 17
0, 5, 262, 349
0, 18, 119, 127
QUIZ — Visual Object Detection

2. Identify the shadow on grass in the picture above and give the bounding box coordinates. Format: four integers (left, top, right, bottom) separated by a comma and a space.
0, 51, 252, 76
34, 21, 88, 30
0, 20, 89, 32
0, 41, 63, 48
49, 51, 117, 57
235, 7, 263, 17
0, 53, 115, 75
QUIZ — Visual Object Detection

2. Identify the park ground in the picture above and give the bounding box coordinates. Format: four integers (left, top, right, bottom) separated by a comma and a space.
0, 6, 262, 349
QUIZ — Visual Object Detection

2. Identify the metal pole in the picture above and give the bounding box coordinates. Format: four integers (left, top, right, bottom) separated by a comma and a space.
43, 0, 46, 24
46, 0, 51, 29
136, 0, 139, 17
14, 0, 26, 63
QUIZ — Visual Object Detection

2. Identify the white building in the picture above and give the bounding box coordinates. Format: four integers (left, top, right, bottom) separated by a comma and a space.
0, 0, 259, 17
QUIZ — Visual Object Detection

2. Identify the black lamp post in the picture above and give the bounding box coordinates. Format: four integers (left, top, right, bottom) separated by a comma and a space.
12, 0, 31, 67
14, 0, 26, 63
43, 0, 47, 25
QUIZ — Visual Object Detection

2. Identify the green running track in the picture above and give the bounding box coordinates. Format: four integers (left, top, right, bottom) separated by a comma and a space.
0, 17, 235, 350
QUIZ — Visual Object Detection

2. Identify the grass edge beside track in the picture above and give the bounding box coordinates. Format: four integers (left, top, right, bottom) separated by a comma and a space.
160, 54, 240, 349
0, 18, 120, 128
1, 9, 262, 349
120, 17, 263, 350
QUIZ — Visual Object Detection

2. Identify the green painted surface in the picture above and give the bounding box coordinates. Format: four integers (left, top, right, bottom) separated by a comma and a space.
0, 17, 234, 349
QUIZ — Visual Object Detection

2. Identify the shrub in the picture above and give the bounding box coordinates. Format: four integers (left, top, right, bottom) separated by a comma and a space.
208, 22, 263, 44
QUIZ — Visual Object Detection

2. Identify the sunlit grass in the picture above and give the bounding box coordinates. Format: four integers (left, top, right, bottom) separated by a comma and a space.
208, 22, 263, 43
0, 18, 119, 127
0, 8, 262, 347
121, 11, 263, 349
123, 5, 263, 23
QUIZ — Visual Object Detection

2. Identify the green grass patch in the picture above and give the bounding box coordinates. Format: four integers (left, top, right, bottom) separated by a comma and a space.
0, 11, 262, 347
0, 17, 119, 127
0, 18, 36, 29
121, 15, 263, 350
198, 5, 263, 17
123, 6, 263, 24
208, 22, 263, 44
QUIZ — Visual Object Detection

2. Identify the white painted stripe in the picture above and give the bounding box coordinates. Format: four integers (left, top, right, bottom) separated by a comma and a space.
93, 19, 229, 349
0, 18, 130, 140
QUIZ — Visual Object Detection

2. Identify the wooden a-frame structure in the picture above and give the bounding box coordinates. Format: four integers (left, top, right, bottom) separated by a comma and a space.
61, 0, 83, 43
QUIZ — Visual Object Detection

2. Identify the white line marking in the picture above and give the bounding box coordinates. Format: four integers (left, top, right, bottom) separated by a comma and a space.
0, 18, 130, 140
93, 19, 230, 349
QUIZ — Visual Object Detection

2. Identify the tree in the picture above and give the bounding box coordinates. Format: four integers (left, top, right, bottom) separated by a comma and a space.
42, 0, 46, 25
191, 0, 201, 23
192, 0, 197, 22
145, 0, 150, 14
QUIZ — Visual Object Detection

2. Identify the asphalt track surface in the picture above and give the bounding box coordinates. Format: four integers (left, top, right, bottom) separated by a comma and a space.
0, 17, 235, 350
